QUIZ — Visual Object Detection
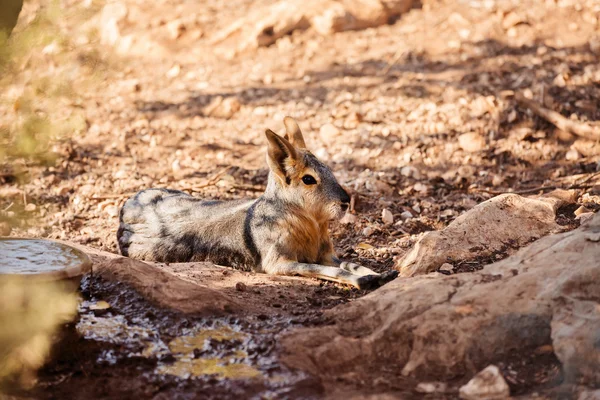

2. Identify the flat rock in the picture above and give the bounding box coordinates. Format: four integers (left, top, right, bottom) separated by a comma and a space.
396, 191, 575, 277
281, 213, 600, 386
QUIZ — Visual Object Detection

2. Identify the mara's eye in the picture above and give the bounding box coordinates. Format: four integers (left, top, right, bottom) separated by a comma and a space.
302, 175, 317, 185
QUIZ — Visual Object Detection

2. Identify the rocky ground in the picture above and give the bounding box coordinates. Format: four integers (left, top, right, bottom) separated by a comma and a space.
1, 0, 600, 398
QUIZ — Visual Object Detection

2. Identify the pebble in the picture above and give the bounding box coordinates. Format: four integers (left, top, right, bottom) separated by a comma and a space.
381, 208, 394, 225
400, 210, 413, 220
166, 64, 181, 78
114, 170, 128, 179
24, 203, 37, 212
575, 212, 594, 225
340, 213, 358, 225
105, 205, 119, 218
439, 263, 454, 272
319, 123, 340, 140
413, 182, 428, 193
458, 132, 486, 153
416, 381, 447, 394
235, 282, 247, 292
574, 206, 592, 216
566, 148, 580, 161
362, 227, 375, 236
459, 365, 510, 400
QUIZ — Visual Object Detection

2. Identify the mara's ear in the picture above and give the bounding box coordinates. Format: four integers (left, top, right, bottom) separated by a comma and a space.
283, 116, 306, 149
265, 128, 298, 184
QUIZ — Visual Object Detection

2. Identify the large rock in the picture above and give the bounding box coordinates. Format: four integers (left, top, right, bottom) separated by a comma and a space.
282, 212, 600, 387
396, 191, 575, 277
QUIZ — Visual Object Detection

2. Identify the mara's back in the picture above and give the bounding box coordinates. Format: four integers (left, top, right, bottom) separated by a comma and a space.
118, 188, 256, 268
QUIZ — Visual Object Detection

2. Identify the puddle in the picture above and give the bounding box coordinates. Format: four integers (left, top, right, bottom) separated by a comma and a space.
0, 239, 88, 274
39, 275, 323, 399
157, 356, 261, 380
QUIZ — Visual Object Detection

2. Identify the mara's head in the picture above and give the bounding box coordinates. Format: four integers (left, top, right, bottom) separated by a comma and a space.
264, 117, 350, 220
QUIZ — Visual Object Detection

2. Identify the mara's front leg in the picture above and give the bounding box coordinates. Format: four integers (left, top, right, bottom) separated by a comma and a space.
271, 260, 382, 290
265, 257, 397, 290
319, 243, 398, 282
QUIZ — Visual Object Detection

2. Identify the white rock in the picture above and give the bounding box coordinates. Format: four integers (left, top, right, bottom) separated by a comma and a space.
458, 132, 486, 153
105, 205, 119, 218
166, 64, 181, 78
340, 213, 358, 225
166, 19, 186, 39
400, 210, 413, 220
413, 182, 429, 193
566, 148, 580, 161
114, 170, 128, 179
459, 365, 510, 400
439, 263, 454, 272
382, 208, 394, 225
416, 381, 447, 394
362, 227, 375, 236
313, 147, 331, 161
400, 166, 421, 179
319, 123, 340, 140
576, 212, 595, 225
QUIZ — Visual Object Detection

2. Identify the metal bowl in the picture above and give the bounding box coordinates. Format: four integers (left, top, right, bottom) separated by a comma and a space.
0, 237, 91, 285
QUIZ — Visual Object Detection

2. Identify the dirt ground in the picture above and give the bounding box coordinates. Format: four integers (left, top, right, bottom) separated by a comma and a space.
2, 0, 600, 398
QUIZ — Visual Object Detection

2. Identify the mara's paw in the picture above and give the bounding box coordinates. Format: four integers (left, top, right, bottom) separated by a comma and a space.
355, 270, 398, 290
356, 274, 381, 291
378, 270, 398, 286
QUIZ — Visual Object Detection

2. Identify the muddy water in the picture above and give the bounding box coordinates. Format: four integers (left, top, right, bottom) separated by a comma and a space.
0, 239, 85, 274
35, 274, 322, 399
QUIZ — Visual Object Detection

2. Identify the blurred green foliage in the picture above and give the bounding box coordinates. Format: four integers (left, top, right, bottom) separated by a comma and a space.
0, 276, 78, 389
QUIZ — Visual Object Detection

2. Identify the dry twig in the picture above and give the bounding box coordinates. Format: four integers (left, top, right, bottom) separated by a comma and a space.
515, 93, 600, 141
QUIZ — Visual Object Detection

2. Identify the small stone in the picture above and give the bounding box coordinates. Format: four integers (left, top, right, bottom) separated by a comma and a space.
400, 166, 421, 179
166, 64, 181, 78
574, 206, 592, 216
171, 159, 181, 172
576, 212, 594, 225
114, 169, 128, 179
459, 365, 510, 400
491, 175, 504, 187
344, 112, 362, 129
416, 381, 447, 394
105, 206, 119, 218
400, 210, 413, 220
413, 182, 428, 193
458, 132, 486, 153
382, 208, 394, 225
235, 282, 247, 292
340, 213, 358, 225
362, 227, 375, 236
566, 148, 580, 161
319, 123, 340, 140
439, 263, 454, 272
203, 96, 241, 119
24, 203, 36, 212
166, 19, 186, 39
440, 209, 455, 218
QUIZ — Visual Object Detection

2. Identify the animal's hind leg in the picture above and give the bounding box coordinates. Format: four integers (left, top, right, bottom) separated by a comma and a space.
118, 188, 193, 260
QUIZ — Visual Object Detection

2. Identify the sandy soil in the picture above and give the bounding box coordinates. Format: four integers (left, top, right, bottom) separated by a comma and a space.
1, 0, 600, 398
